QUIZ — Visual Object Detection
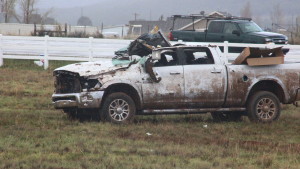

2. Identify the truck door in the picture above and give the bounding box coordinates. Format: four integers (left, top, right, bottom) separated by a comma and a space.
142, 49, 184, 109
205, 21, 225, 42
223, 22, 243, 43
182, 47, 227, 108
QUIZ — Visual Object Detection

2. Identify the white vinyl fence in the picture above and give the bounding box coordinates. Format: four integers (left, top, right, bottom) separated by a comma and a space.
0, 35, 299, 69
0, 35, 131, 69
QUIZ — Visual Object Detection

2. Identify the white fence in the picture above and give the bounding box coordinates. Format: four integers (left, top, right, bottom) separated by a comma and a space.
0, 35, 299, 69
0, 35, 131, 69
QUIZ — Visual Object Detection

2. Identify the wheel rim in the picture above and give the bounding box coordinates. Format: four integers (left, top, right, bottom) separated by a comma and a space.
109, 99, 130, 121
256, 98, 276, 120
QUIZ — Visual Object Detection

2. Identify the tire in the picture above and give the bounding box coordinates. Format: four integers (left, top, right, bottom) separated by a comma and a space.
211, 112, 243, 122
247, 91, 281, 123
101, 92, 136, 124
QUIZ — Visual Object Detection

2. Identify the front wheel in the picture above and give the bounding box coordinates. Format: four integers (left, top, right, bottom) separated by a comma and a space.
101, 92, 136, 124
247, 91, 281, 122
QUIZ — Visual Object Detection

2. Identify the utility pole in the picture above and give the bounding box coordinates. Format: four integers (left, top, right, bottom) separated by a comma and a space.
133, 13, 139, 21
0, 0, 4, 13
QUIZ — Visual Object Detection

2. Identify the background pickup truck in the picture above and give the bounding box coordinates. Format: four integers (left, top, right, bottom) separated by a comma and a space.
169, 17, 289, 53
52, 35, 300, 123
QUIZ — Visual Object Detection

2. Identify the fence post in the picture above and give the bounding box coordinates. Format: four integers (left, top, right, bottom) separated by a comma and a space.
0, 34, 3, 67
89, 37, 94, 62
44, 35, 49, 69
224, 41, 229, 57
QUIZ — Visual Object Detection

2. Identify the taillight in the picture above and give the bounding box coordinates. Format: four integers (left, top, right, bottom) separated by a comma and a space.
168, 32, 174, 41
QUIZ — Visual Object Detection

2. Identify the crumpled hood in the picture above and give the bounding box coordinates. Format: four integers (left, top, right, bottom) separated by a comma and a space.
54, 60, 130, 77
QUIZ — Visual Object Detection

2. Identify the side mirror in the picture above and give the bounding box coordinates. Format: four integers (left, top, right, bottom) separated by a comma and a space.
232, 30, 240, 36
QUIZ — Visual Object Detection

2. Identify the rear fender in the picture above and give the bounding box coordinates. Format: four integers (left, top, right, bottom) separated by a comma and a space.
244, 77, 288, 105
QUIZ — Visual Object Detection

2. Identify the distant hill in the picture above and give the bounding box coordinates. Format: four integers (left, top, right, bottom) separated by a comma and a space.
48, 0, 299, 28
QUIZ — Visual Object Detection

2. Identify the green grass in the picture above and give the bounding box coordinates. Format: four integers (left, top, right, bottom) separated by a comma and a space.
0, 60, 300, 169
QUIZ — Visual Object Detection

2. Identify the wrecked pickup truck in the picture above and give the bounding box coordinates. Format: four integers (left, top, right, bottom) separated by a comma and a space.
52, 32, 300, 123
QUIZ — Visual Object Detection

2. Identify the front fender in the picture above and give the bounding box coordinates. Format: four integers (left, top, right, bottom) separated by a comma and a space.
101, 79, 143, 106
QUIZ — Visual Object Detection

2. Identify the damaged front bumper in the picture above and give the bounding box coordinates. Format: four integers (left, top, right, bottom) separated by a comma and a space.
52, 91, 104, 109
294, 88, 300, 107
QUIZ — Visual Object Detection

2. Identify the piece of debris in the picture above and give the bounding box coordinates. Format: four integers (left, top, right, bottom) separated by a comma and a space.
232, 47, 285, 66
34, 60, 44, 67
146, 132, 152, 136
203, 124, 208, 128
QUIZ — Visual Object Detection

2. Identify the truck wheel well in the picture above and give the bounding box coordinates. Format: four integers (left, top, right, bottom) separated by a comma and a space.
247, 80, 285, 103
102, 84, 142, 110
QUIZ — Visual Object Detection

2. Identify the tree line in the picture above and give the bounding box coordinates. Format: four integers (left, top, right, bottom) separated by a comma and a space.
2, 0, 52, 24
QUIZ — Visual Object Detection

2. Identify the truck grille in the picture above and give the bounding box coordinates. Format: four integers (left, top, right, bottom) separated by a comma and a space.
273, 38, 286, 44
54, 72, 81, 94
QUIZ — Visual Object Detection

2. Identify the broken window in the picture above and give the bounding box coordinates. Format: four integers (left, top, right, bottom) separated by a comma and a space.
153, 50, 178, 67
183, 48, 214, 65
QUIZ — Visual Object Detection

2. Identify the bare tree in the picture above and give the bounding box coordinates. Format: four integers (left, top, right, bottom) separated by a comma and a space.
40, 7, 54, 24
240, 1, 252, 18
19, 0, 38, 24
2, 0, 17, 23
253, 15, 262, 27
297, 16, 300, 34
159, 15, 164, 21
77, 16, 93, 26
270, 3, 285, 26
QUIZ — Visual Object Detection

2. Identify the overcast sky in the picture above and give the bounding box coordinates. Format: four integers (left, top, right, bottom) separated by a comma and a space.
37, 0, 101, 8
33, 0, 299, 27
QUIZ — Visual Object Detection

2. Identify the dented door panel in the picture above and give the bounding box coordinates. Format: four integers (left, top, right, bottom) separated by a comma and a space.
184, 64, 227, 107
142, 65, 184, 109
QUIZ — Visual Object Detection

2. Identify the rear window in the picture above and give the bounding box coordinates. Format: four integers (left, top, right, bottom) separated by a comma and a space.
208, 21, 225, 33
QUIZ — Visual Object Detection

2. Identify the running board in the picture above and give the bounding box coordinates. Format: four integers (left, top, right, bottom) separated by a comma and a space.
142, 107, 246, 114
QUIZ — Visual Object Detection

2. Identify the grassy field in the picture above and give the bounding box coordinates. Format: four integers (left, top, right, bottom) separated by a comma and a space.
0, 60, 300, 169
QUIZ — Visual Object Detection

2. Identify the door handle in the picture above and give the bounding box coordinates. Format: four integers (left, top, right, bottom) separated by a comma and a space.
211, 68, 222, 73
170, 72, 180, 75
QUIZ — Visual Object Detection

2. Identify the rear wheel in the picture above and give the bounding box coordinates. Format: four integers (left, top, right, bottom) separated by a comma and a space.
247, 91, 281, 122
211, 112, 243, 122
101, 92, 136, 124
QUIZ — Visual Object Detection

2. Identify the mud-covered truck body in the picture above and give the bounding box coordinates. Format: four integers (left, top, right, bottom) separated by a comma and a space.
52, 43, 300, 123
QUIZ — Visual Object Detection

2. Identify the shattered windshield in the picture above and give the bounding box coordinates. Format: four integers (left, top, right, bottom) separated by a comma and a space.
238, 22, 263, 33
112, 56, 144, 66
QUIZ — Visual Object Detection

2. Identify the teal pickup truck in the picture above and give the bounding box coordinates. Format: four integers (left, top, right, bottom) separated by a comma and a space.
169, 16, 289, 53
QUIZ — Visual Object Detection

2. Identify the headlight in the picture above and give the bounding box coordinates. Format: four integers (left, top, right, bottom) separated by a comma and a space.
284, 36, 288, 41
81, 79, 102, 91
264, 38, 273, 43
